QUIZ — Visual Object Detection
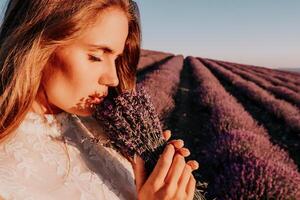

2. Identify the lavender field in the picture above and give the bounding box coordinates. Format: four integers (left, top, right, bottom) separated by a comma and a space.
137, 49, 300, 200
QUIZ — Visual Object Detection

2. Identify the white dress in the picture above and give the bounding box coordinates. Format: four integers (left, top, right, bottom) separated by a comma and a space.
0, 111, 138, 200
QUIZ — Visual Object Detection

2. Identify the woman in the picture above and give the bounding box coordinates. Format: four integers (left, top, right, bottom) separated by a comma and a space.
0, 0, 199, 199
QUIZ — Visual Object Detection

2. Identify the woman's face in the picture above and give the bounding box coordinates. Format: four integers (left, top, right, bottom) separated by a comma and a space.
36, 8, 129, 116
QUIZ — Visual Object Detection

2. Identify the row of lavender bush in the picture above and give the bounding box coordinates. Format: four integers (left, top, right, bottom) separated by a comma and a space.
187, 56, 300, 199
188, 57, 267, 136
200, 58, 300, 133
188, 56, 296, 167
220, 60, 300, 86
247, 64, 300, 86
204, 129, 300, 199
137, 55, 184, 121
214, 60, 300, 109
137, 49, 173, 72
221, 60, 300, 93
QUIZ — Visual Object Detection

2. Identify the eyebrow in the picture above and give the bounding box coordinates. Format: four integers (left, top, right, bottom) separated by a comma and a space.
88, 44, 123, 56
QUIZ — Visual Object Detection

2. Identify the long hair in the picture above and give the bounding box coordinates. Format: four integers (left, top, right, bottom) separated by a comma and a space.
0, 0, 141, 141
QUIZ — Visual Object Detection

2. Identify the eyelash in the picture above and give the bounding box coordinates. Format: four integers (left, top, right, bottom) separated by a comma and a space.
89, 55, 102, 62
88, 54, 122, 62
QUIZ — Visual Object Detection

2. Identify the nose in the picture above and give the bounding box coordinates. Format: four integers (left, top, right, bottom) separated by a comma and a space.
98, 59, 119, 87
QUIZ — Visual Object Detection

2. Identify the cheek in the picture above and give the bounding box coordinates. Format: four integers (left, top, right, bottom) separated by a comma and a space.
43, 50, 102, 113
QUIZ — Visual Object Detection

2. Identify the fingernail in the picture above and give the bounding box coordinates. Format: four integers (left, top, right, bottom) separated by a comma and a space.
167, 139, 183, 145
179, 140, 184, 146
193, 161, 199, 169
133, 154, 137, 164
185, 149, 190, 155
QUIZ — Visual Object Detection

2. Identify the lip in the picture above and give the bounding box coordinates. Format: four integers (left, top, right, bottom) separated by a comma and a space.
91, 97, 104, 104
88, 94, 107, 105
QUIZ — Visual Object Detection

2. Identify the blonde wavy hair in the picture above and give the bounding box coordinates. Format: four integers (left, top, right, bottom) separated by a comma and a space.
0, 0, 141, 141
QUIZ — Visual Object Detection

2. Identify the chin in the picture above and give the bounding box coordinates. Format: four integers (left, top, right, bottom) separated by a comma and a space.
78, 109, 94, 117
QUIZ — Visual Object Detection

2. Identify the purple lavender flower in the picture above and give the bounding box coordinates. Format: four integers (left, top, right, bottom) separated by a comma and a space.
92, 85, 206, 200
203, 130, 300, 199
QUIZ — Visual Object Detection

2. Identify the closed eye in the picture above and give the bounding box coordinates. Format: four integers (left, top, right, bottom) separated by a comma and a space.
88, 55, 102, 62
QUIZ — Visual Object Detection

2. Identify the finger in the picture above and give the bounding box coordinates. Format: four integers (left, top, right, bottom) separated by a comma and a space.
186, 160, 199, 170
164, 153, 186, 185
146, 144, 175, 186
176, 147, 190, 157
186, 175, 196, 200
163, 130, 171, 141
177, 164, 192, 194
132, 154, 147, 192
167, 139, 184, 149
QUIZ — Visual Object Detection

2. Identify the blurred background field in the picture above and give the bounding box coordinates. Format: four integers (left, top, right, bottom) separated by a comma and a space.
137, 49, 300, 199
134, 2, 300, 197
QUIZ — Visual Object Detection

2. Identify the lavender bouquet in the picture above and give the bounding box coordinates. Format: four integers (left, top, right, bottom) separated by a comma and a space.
92, 85, 206, 200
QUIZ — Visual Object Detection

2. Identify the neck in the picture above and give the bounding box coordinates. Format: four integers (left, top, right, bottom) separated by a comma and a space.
30, 87, 63, 115
30, 100, 63, 115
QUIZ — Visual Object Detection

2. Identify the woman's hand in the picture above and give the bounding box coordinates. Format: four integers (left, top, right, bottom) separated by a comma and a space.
131, 130, 199, 200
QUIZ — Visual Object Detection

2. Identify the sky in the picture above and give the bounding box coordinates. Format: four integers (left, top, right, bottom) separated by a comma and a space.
134, 0, 300, 69
0, 0, 299, 69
